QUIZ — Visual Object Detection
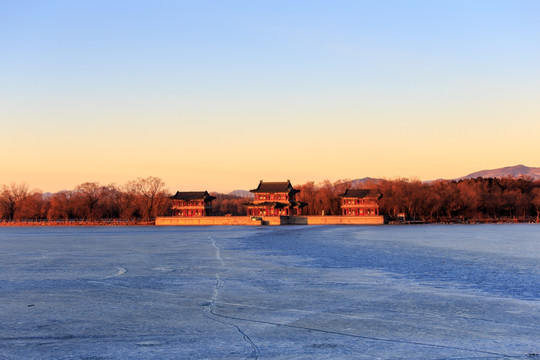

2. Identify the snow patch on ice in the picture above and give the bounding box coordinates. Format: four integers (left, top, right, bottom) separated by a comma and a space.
136, 340, 162, 346
152, 266, 174, 272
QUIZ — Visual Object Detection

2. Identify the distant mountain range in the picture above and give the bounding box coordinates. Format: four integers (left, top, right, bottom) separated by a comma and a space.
456, 165, 540, 181
228, 190, 254, 198
346, 165, 540, 185
225, 165, 540, 196
370, 165, 540, 183
348, 177, 383, 187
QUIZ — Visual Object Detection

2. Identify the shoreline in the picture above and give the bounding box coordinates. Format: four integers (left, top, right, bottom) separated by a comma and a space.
0, 220, 154, 227
1, 219, 538, 227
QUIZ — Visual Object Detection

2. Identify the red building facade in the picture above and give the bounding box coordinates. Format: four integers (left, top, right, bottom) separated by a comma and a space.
171, 191, 216, 217
245, 181, 307, 216
340, 189, 381, 216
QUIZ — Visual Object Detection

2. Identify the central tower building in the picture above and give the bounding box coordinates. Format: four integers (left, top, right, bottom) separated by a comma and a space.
245, 180, 306, 217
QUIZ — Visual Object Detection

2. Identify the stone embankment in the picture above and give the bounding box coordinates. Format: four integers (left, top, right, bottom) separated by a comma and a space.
1, 216, 386, 226
155, 216, 266, 226
155, 215, 385, 226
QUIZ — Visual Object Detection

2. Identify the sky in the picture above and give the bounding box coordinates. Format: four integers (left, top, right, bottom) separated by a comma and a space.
1, 0, 539, 193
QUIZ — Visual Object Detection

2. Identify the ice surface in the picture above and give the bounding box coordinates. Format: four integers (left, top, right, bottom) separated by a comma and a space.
1, 224, 540, 359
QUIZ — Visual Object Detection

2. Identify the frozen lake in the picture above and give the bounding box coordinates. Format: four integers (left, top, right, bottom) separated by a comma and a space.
1, 225, 540, 359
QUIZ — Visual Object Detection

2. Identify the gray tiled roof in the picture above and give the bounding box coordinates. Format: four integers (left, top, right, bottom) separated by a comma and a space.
340, 189, 381, 198
250, 181, 299, 193
170, 191, 216, 201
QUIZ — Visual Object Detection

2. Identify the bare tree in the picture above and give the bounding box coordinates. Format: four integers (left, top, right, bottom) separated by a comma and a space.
74, 182, 110, 221
531, 188, 540, 222
17, 191, 47, 220
47, 191, 74, 221
125, 177, 168, 221
0, 183, 29, 221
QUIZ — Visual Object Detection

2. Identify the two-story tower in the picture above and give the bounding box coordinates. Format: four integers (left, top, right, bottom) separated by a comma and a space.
245, 180, 306, 217
340, 189, 381, 216
171, 191, 216, 217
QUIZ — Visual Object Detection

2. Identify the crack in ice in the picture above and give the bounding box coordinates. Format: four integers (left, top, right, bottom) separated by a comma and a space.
207, 236, 259, 360
209, 237, 224, 311
208, 310, 520, 359
102, 266, 127, 279
203, 237, 519, 360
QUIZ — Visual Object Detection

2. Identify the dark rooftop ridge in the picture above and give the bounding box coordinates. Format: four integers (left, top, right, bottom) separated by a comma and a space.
170, 191, 216, 201
250, 180, 299, 194
340, 189, 381, 199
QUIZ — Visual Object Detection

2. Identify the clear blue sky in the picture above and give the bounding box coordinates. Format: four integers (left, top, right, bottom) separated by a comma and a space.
1, 1, 539, 192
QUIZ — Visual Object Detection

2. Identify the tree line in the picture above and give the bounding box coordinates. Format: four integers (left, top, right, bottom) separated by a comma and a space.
2, 176, 540, 223
0, 177, 171, 222
296, 177, 540, 222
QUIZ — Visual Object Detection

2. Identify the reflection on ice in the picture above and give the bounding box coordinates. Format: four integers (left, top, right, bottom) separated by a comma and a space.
1, 225, 539, 359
